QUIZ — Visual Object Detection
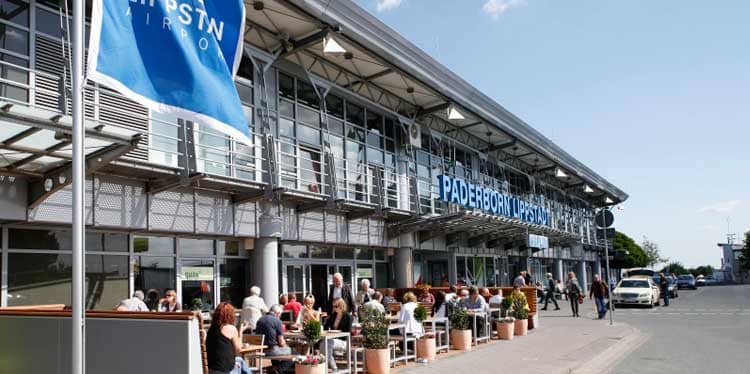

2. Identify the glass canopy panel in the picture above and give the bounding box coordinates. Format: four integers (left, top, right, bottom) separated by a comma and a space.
13, 129, 60, 149
16, 156, 66, 173
0, 123, 31, 142
0, 150, 32, 166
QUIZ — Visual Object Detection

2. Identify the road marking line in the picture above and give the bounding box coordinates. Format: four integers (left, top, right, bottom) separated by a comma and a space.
701, 313, 716, 315
720, 313, 733, 315
685, 312, 698, 315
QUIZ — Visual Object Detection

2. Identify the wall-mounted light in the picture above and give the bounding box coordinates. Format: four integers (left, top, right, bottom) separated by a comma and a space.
605, 196, 614, 204
554, 167, 568, 178
583, 184, 594, 193
447, 105, 465, 120
323, 35, 346, 54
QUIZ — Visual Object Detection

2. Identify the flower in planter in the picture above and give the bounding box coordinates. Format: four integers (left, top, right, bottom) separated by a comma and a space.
294, 353, 326, 366
302, 320, 322, 354
500, 316, 516, 323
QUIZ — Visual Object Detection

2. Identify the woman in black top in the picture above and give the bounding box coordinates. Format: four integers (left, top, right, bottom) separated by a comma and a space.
323, 298, 352, 371
206, 302, 252, 374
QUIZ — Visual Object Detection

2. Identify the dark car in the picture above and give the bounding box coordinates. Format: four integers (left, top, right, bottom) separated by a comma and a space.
653, 275, 678, 298
676, 274, 696, 290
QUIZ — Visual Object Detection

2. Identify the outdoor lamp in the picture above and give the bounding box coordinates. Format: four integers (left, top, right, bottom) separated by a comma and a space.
554, 167, 568, 178
447, 105, 465, 120
605, 196, 614, 204
323, 35, 347, 54
583, 184, 594, 193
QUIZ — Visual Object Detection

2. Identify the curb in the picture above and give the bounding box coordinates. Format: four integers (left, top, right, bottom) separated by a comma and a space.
571, 325, 649, 374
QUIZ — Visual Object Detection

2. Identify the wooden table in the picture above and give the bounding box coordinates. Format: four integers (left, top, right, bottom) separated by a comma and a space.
239, 344, 267, 355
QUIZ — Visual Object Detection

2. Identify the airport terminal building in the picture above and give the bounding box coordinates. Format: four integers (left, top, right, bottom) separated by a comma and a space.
0, 0, 627, 312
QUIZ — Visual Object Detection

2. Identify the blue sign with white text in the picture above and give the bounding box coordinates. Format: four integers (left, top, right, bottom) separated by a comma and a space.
88, 0, 250, 143
438, 175, 550, 227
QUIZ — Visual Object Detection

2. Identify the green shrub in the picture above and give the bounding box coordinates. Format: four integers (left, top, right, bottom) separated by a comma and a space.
450, 306, 471, 330
361, 309, 390, 349
302, 319, 322, 344
414, 304, 428, 322
514, 308, 529, 320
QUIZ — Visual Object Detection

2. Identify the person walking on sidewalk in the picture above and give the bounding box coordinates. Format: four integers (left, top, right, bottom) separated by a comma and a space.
659, 272, 670, 307
566, 272, 582, 317
541, 273, 560, 311
589, 274, 609, 319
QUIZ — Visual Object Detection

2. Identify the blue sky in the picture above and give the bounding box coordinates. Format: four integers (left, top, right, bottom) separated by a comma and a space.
355, 0, 750, 268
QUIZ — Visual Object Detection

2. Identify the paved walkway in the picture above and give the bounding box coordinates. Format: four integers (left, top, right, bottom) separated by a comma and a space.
396, 306, 643, 374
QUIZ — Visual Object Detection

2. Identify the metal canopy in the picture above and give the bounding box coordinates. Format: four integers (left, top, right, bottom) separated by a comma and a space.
243, 0, 628, 204
0, 101, 142, 207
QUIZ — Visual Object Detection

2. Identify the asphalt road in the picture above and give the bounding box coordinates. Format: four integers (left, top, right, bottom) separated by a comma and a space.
610, 284, 750, 374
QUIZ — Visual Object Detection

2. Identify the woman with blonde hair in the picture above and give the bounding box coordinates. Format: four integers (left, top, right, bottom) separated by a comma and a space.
323, 298, 352, 372
398, 292, 424, 338
292, 294, 321, 329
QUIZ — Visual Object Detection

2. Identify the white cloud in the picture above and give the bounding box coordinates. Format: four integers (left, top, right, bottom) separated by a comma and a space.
482, 0, 526, 19
375, 0, 402, 12
698, 200, 743, 214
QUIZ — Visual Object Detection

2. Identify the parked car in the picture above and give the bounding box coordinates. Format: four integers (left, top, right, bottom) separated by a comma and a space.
612, 277, 661, 308
702, 276, 719, 286
676, 274, 697, 289
652, 275, 678, 298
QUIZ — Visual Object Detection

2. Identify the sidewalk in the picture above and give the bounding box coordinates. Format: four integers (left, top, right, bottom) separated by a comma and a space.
396, 307, 645, 374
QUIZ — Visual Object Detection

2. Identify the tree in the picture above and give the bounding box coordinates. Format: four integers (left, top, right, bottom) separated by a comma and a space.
661, 261, 688, 275
641, 236, 667, 268
690, 266, 714, 277
738, 231, 750, 280
613, 231, 648, 268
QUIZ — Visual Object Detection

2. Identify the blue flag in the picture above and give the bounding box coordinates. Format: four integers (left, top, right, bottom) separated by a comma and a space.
88, 0, 250, 143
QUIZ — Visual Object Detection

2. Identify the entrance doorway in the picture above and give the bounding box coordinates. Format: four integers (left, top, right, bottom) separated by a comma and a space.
181, 259, 215, 311
284, 263, 354, 313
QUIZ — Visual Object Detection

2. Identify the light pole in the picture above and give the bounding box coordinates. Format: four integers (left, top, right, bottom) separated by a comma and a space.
596, 207, 615, 326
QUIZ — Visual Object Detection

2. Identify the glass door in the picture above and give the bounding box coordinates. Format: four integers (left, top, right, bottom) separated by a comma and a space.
181, 259, 215, 312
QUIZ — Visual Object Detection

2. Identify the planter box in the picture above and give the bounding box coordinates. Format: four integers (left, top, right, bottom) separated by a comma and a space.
514, 318, 528, 336
496, 322, 514, 340
416, 337, 436, 360
451, 329, 472, 350
365, 348, 390, 374
295, 363, 326, 374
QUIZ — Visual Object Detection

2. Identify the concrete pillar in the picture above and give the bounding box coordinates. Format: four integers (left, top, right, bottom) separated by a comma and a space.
554, 258, 564, 283
394, 233, 415, 288
578, 260, 588, 293
254, 204, 282, 303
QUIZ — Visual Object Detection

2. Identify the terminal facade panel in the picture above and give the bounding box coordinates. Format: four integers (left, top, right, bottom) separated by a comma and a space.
0, 0, 626, 312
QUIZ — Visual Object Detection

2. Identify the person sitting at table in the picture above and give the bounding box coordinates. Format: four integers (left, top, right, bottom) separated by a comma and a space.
145, 289, 160, 311
355, 278, 375, 316
323, 298, 352, 372
158, 288, 181, 312
398, 292, 424, 338
279, 293, 288, 307
480, 287, 491, 301
464, 286, 489, 312
417, 286, 435, 304
432, 291, 447, 318
459, 288, 470, 301
361, 291, 386, 317
115, 290, 149, 312
293, 294, 321, 329
283, 293, 302, 320
381, 288, 396, 306
256, 305, 293, 373
206, 302, 253, 374
241, 286, 269, 332
444, 285, 458, 303
488, 288, 503, 308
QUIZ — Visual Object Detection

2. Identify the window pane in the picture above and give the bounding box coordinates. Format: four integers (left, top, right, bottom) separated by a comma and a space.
0, 24, 28, 55
133, 236, 174, 255
297, 80, 320, 109
310, 246, 333, 259
150, 112, 179, 167
298, 105, 320, 127
279, 117, 295, 138
283, 245, 307, 259
335, 247, 354, 259
179, 238, 214, 256
0, 0, 29, 26
8, 253, 70, 306
134, 256, 176, 301
374, 250, 386, 261
328, 118, 344, 136
85, 254, 129, 310
346, 102, 364, 126
278, 72, 294, 100
236, 81, 253, 105
35, 8, 60, 38
298, 124, 320, 146
9, 229, 70, 250
384, 118, 396, 139
220, 258, 250, 308
375, 262, 391, 288
367, 147, 383, 164
181, 259, 214, 311
217, 240, 243, 256
326, 95, 344, 119
279, 99, 294, 118
366, 111, 382, 135
299, 147, 322, 192
87, 233, 128, 253
355, 248, 372, 260
237, 54, 253, 81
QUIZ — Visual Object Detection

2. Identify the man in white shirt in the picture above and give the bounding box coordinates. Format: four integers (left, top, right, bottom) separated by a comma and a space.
241, 286, 269, 331
488, 289, 503, 307
116, 290, 149, 311
327, 272, 354, 315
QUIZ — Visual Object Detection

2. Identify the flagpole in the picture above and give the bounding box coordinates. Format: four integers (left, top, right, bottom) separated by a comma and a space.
72, 0, 85, 373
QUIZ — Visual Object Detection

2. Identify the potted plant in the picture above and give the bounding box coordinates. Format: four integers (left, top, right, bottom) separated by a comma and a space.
449, 302, 472, 350
511, 293, 529, 336
413, 305, 435, 360
360, 309, 391, 374
302, 320, 322, 354
294, 354, 326, 374
500, 295, 513, 318
496, 316, 515, 340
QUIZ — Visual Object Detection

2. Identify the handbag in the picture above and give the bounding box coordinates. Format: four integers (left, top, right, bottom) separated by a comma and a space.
577, 295, 583, 304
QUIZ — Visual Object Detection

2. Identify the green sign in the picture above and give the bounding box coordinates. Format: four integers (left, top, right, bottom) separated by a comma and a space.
182, 266, 214, 281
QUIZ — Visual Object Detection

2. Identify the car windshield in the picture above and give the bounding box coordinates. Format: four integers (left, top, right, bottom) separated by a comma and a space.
619, 280, 650, 288
678, 275, 693, 280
